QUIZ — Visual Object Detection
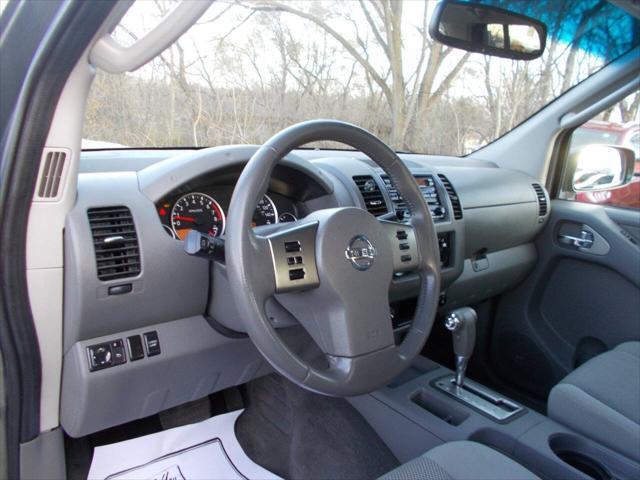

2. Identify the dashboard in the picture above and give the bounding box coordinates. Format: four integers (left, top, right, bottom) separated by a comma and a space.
60, 145, 550, 438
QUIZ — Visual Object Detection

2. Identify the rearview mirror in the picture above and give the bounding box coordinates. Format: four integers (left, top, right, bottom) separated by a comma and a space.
429, 1, 547, 60
572, 145, 636, 192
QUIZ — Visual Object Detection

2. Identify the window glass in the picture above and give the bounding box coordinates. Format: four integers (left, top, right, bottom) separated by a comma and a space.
83, 0, 640, 155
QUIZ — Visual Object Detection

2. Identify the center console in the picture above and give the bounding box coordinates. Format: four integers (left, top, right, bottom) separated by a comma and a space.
381, 174, 448, 221
349, 309, 640, 480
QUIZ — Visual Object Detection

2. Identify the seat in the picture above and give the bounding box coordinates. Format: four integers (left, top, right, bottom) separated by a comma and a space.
548, 341, 640, 461
380, 441, 539, 480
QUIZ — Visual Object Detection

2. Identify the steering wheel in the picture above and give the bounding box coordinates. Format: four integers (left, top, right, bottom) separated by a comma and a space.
226, 120, 440, 396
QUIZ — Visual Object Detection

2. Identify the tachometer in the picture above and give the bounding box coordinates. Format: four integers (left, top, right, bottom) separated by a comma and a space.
252, 195, 279, 226
171, 192, 225, 240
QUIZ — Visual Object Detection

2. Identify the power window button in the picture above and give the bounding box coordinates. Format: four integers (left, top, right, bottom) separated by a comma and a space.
143, 331, 161, 357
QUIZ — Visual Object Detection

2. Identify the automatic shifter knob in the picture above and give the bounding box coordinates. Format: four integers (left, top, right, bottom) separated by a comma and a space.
445, 307, 477, 387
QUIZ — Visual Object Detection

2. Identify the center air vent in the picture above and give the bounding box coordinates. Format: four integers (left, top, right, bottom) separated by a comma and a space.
532, 183, 548, 217
88, 206, 141, 281
437, 174, 463, 220
353, 175, 388, 216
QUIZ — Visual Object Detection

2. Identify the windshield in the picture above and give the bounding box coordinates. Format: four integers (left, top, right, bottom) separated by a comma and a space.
83, 0, 640, 155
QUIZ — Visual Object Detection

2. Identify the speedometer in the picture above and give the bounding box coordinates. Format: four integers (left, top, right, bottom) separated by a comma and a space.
252, 195, 279, 226
171, 192, 225, 240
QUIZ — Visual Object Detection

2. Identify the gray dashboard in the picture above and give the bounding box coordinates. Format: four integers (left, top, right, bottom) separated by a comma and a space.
60, 146, 549, 437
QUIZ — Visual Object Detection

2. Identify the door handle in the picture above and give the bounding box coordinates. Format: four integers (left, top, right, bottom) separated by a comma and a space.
558, 230, 594, 249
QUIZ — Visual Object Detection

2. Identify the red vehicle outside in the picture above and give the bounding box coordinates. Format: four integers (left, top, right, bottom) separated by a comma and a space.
573, 120, 640, 209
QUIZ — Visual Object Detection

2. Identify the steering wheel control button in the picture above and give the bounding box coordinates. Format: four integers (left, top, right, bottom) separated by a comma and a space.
108, 283, 132, 296
284, 240, 301, 252
401, 254, 412, 263
399, 242, 410, 250
267, 221, 319, 293
127, 335, 145, 361
345, 235, 377, 271
286, 255, 304, 266
143, 331, 161, 357
87, 342, 113, 371
288, 268, 305, 281
396, 230, 408, 240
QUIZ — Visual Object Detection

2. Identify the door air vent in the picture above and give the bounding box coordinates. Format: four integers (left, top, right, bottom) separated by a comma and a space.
36, 150, 67, 199
532, 183, 548, 217
437, 174, 463, 220
88, 206, 141, 281
353, 175, 388, 216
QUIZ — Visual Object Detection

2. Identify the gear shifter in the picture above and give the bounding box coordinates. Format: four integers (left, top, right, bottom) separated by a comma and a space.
436, 307, 523, 421
444, 307, 477, 387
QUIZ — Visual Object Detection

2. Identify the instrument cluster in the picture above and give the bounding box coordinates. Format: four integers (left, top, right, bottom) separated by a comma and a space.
156, 186, 299, 240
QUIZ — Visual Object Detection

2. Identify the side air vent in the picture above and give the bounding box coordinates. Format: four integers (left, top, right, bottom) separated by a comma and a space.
36, 150, 67, 199
88, 206, 141, 281
437, 174, 463, 220
532, 183, 548, 216
353, 175, 388, 216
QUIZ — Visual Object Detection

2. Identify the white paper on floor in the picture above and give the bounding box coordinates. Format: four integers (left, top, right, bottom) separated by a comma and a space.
88, 410, 281, 480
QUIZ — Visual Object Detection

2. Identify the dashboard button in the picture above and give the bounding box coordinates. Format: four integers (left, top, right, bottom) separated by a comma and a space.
144, 331, 161, 357
127, 335, 145, 361
87, 343, 113, 371
108, 284, 132, 296
110, 339, 127, 365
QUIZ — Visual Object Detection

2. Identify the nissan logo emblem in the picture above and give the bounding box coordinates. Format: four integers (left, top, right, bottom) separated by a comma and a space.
345, 235, 377, 271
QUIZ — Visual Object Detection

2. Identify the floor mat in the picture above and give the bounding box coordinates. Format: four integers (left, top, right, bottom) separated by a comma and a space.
236, 374, 399, 479
88, 410, 279, 480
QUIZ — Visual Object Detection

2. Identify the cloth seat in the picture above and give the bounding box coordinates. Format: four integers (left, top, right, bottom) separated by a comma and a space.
379, 441, 539, 480
548, 341, 640, 461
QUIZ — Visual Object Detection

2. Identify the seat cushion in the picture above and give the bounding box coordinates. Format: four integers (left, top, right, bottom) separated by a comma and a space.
548, 341, 640, 461
380, 441, 539, 480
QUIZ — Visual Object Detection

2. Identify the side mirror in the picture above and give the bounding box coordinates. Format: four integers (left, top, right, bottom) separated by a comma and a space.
429, 0, 547, 60
572, 145, 636, 192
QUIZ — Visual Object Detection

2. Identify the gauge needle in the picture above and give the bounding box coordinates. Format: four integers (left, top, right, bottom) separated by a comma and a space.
174, 215, 196, 222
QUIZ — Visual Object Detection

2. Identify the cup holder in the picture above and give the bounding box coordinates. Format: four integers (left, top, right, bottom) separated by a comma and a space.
549, 434, 613, 480
553, 450, 612, 480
